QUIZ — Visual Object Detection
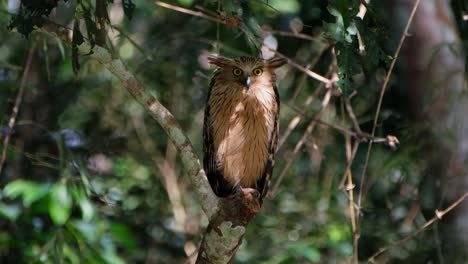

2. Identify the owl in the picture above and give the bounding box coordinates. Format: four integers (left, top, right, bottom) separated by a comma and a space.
203, 55, 286, 200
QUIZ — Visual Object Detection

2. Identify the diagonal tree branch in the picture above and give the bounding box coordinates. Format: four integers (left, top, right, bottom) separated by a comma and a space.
79, 42, 221, 219
38, 19, 261, 263
358, 0, 421, 213
0, 42, 36, 176
368, 192, 468, 262
38, 19, 219, 219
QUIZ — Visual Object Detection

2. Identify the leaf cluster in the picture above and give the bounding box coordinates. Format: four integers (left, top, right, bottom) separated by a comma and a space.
324, 0, 389, 95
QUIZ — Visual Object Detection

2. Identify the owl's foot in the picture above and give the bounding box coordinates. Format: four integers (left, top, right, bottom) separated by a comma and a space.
230, 186, 260, 200
240, 187, 260, 200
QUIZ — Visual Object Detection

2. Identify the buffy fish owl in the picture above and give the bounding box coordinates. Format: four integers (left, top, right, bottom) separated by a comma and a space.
203, 55, 286, 200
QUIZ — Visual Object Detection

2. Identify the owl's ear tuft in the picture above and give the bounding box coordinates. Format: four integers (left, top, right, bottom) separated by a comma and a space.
265, 57, 287, 69
207, 55, 233, 67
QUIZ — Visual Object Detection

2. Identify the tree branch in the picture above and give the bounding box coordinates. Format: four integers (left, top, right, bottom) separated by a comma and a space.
79, 41, 221, 218
0, 42, 36, 176
368, 192, 468, 262
95, 0, 108, 47
38, 19, 260, 263
358, 0, 421, 215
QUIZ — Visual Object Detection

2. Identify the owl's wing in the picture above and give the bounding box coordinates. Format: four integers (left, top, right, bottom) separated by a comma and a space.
258, 85, 280, 199
203, 79, 235, 197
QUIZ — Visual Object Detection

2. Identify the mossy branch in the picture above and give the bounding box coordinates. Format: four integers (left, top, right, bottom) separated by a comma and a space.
38, 19, 256, 262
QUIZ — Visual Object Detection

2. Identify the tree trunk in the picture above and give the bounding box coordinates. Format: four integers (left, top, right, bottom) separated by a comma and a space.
391, 0, 467, 261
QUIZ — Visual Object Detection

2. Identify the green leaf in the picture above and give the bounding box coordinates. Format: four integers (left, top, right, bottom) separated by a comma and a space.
335, 42, 361, 95
49, 184, 72, 225
301, 247, 321, 262
110, 223, 136, 249
3, 180, 51, 207
63, 243, 80, 264
268, 0, 300, 13
122, 0, 136, 20
78, 198, 95, 221
325, 1, 359, 43
0, 203, 21, 221
70, 185, 95, 221
72, 18, 84, 74
329, 0, 358, 29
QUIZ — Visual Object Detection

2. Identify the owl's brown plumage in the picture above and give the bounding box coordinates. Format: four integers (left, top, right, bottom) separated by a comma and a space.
203, 55, 286, 199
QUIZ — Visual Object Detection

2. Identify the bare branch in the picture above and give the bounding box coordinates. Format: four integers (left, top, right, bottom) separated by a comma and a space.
216, 0, 221, 54
368, 192, 468, 262
131, 112, 187, 232
278, 67, 331, 150
358, 0, 421, 215
156, 1, 225, 24
283, 103, 394, 145
291, 45, 330, 103
39, 23, 220, 219
270, 49, 332, 85
95, 0, 108, 46
39, 21, 259, 263
278, 87, 324, 150
262, 28, 322, 42
344, 137, 360, 264
344, 96, 363, 136
270, 90, 333, 197
0, 43, 36, 175
357, 0, 371, 19
86, 43, 220, 218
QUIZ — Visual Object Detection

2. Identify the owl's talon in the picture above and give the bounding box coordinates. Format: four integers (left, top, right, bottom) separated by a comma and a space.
241, 188, 261, 200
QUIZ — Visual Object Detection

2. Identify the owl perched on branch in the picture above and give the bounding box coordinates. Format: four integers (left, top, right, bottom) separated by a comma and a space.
203, 55, 286, 200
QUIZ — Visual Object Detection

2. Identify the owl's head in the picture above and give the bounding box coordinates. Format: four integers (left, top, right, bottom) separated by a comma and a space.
207, 55, 286, 89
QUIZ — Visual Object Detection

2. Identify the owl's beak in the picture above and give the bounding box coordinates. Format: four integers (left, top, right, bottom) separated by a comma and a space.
245, 77, 251, 89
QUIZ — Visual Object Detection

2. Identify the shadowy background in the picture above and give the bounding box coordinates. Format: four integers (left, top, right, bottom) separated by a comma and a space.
0, 0, 467, 263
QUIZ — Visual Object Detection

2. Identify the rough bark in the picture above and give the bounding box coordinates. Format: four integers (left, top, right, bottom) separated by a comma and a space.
196, 189, 261, 264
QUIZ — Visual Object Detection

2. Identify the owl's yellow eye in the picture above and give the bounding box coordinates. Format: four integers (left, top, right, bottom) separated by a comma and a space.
253, 68, 263, 76
233, 68, 243, 76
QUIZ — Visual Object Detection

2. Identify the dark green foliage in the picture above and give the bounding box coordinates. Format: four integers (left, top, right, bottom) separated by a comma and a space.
122, 0, 136, 20
335, 41, 361, 93
324, 1, 388, 95
1, 0, 467, 263
8, 0, 135, 74
7, 0, 67, 37
72, 19, 84, 73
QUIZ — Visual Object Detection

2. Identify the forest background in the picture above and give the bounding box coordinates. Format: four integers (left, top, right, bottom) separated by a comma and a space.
0, 0, 467, 263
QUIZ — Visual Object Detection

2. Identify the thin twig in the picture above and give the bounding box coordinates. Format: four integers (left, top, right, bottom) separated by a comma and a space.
216, 0, 221, 54
357, 0, 371, 19
270, 90, 332, 197
0, 43, 36, 175
194, 5, 218, 17
111, 25, 156, 61
95, 0, 108, 47
344, 96, 363, 135
339, 139, 360, 190
344, 136, 359, 264
368, 192, 468, 262
262, 29, 322, 42
355, 0, 370, 55
284, 103, 391, 144
131, 112, 187, 232
156, 1, 225, 24
271, 49, 332, 85
358, 0, 421, 215
278, 85, 325, 150
278, 67, 332, 150
289, 45, 330, 103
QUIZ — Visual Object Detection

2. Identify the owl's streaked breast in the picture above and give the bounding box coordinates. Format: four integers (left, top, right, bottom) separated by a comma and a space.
209, 79, 277, 188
